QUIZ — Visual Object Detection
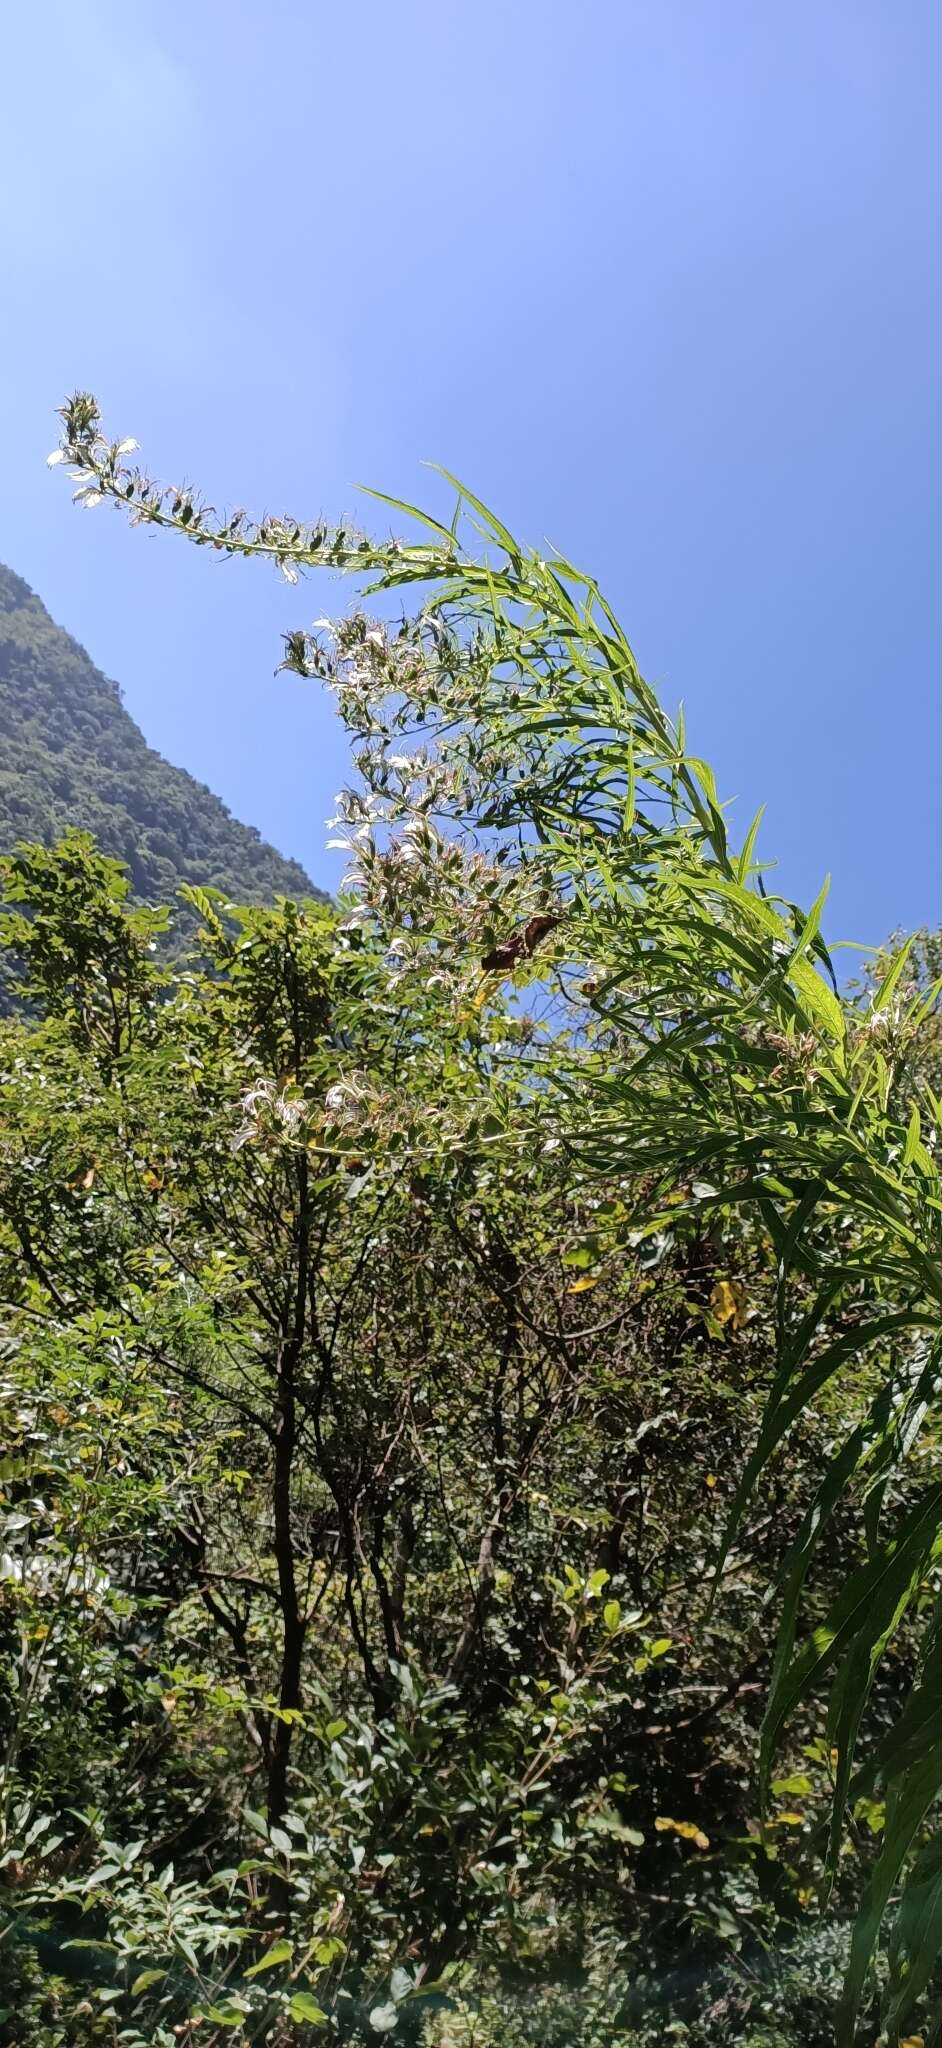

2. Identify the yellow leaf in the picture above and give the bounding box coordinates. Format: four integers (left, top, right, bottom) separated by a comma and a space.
567, 1274, 600, 1294
709, 1279, 747, 1331
705, 1473, 717, 1488
654, 1816, 710, 1850
771, 1811, 806, 1827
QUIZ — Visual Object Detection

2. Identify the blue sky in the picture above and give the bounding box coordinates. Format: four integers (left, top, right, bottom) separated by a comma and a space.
2, 1, 940, 945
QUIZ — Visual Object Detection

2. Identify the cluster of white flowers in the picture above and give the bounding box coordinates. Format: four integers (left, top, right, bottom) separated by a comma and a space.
858, 1010, 890, 1040
338, 901, 373, 934
395, 815, 440, 868
323, 1074, 373, 1132
47, 437, 138, 511
0, 1519, 110, 1602
856, 992, 915, 1042
325, 786, 387, 857
231, 1077, 306, 1153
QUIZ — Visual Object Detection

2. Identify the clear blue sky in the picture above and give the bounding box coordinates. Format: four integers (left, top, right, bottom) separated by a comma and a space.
2, 1, 940, 943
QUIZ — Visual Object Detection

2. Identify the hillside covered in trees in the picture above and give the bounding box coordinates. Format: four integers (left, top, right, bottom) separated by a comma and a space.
0, 563, 321, 910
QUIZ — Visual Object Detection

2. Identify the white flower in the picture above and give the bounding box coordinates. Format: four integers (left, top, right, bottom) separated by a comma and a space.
230, 1077, 303, 1150
46, 449, 66, 467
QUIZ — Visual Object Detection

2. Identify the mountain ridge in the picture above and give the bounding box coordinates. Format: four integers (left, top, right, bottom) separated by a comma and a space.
0, 561, 323, 914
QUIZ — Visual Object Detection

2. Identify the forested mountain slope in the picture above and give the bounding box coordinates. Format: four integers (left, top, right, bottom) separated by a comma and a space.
0, 562, 321, 908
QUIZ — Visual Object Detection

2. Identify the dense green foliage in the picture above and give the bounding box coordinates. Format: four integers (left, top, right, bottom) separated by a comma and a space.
0, 838, 884, 2048
5, 391, 942, 2045
0, 562, 320, 916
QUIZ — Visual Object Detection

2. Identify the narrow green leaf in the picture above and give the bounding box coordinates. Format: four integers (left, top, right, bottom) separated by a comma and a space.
882, 1835, 942, 2042
717, 1305, 922, 1591
840, 1760, 942, 2043
426, 466, 520, 558
788, 873, 830, 969
903, 1101, 922, 1169
870, 934, 915, 1017
735, 804, 766, 883
621, 734, 636, 838
760, 1484, 942, 1811
357, 485, 460, 548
